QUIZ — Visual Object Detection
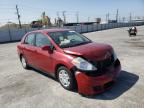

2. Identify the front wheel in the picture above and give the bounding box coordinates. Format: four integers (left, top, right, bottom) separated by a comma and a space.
57, 66, 76, 90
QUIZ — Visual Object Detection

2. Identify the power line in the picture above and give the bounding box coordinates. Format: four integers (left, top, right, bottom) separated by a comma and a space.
0, 7, 15, 10
19, 4, 56, 12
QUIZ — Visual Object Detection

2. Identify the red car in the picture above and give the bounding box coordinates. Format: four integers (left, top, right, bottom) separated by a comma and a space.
17, 29, 121, 95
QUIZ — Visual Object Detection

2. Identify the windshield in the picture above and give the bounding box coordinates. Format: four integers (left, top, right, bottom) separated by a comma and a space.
48, 31, 91, 48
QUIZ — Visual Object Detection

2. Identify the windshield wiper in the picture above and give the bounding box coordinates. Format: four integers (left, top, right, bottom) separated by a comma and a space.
73, 41, 91, 46
61, 41, 91, 48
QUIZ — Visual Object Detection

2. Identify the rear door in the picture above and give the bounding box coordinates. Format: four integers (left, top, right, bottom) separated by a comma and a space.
23, 33, 37, 66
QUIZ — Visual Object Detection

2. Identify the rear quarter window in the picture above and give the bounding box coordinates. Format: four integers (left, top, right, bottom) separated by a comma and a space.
25, 33, 35, 45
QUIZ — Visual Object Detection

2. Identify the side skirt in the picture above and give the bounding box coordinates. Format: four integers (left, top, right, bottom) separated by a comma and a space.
28, 64, 57, 80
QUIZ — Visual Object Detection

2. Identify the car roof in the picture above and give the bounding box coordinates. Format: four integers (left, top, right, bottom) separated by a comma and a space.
29, 28, 71, 34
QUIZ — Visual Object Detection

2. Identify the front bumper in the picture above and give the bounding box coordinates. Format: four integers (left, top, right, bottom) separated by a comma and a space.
75, 59, 121, 95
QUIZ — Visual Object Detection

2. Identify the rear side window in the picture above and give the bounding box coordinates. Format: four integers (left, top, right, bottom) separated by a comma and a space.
36, 33, 51, 47
25, 33, 35, 45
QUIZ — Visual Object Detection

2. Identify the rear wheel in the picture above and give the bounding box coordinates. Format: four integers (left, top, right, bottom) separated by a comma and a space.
20, 56, 29, 69
57, 66, 76, 90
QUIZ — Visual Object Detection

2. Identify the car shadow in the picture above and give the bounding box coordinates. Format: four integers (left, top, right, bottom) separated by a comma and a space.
30, 68, 139, 100
86, 70, 139, 100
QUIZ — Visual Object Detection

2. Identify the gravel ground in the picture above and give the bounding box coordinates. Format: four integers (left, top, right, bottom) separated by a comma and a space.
0, 26, 144, 108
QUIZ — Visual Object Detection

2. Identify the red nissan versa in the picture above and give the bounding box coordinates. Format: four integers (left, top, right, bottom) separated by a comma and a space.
17, 29, 121, 95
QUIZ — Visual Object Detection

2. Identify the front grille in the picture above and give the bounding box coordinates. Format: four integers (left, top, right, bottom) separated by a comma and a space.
85, 54, 115, 77
92, 54, 114, 70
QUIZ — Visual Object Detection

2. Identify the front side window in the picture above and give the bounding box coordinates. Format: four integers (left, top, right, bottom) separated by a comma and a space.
48, 31, 91, 48
36, 33, 51, 47
25, 33, 35, 45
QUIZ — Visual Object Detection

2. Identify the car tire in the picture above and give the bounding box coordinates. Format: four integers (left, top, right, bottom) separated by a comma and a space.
57, 66, 76, 90
20, 56, 29, 69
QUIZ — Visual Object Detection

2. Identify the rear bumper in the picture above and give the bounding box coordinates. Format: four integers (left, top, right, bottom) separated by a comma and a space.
75, 59, 121, 95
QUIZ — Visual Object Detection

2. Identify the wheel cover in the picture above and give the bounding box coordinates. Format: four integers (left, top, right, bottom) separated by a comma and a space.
59, 70, 70, 87
21, 57, 26, 68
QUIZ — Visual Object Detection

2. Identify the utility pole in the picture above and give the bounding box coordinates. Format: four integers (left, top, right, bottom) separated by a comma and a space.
106, 13, 109, 23
88, 17, 90, 22
56, 11, 60, 27
57, 11, 60, 19
16, 5, 22, 28
129, 13, 132, 22
62, 11, 66, 24
116, 9, 119, 22
106, 14, 108, 22
107, 13, 109, 21
76, 11, 79, 23
122, 17, 125, 22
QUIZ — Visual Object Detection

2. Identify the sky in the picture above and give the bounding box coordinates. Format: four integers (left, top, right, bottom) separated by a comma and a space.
0, 0, 144, 24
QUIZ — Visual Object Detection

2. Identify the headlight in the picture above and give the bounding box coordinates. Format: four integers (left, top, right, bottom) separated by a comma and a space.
71, 57, 97, 71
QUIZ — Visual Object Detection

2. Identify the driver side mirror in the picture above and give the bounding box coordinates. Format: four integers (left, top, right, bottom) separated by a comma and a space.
41, 45, 53, 53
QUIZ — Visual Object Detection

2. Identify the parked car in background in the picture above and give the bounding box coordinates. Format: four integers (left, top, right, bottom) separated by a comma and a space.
17, 29, 121, 95
30, 21, 42, 28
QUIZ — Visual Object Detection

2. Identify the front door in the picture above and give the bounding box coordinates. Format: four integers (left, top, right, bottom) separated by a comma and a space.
35, 33, 53, 73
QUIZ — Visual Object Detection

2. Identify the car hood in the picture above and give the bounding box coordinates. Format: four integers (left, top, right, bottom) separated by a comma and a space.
63, 42, 113, 61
